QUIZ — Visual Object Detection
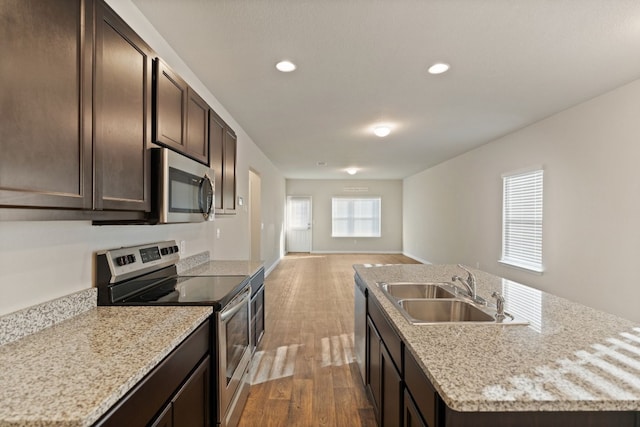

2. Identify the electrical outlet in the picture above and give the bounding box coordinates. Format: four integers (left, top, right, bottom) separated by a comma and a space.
180, 240, 186, 254
216, 228, 221, 239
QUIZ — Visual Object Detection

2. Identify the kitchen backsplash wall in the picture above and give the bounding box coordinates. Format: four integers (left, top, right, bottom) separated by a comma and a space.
403, 77, 640, 323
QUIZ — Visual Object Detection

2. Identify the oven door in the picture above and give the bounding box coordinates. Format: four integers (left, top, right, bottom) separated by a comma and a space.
217, 286, 252, 427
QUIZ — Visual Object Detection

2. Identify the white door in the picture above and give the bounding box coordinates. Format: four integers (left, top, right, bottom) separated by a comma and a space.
286, 196, 312, 253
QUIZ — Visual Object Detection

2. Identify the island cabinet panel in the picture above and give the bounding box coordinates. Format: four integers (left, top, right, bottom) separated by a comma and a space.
442, 407, 638, 427
404, 390, 428, 427
209, 110, 237, 214
0, 0, 93, 209
94, 0, 151, 212
153, 59, 210, 165
94, 321, 210, 427
366, 297, 403, 426
404, 349, 441, 427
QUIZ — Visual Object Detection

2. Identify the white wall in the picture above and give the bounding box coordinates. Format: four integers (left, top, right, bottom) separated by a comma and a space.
403, 78, 640, 322
286, 179, 403, 253
0, 0, 285, 316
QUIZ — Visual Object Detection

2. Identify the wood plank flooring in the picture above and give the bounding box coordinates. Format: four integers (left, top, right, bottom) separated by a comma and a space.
238, 253, 420, 427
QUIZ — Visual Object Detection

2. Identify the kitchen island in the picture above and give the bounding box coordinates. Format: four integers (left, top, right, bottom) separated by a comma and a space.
354, 263, 640, 426
0, 294, 211, 427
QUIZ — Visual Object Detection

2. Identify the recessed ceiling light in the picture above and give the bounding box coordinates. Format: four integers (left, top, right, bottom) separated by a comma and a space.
373, 125, 391, 137
428, 62, 450, 75
276, 60, 296, 72
346, 168, 358, 175
317, 161, 327, 166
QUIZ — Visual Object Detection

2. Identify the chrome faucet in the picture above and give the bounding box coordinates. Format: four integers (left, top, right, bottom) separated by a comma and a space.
451, 264, 478, 301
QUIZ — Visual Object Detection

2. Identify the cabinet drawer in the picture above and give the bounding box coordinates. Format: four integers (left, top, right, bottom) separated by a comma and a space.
404, 349, 439, 427
368, 296, 402, 373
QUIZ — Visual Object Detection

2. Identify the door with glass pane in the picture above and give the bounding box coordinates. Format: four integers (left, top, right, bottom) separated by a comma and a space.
286, 196, 312, 252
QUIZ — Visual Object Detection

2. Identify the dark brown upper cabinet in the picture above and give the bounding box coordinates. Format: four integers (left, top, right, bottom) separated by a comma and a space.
94, 0, 152, 212
0, 0, 93, 210
153, 59, 209, 165
209, 111, 237, 215
0, 0, 151, 221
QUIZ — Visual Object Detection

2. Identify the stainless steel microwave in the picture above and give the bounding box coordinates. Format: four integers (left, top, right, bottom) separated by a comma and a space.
151, 147, 215, 224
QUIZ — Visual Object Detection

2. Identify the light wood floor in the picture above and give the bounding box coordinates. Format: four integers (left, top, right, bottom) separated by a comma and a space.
238, 253, 420, 427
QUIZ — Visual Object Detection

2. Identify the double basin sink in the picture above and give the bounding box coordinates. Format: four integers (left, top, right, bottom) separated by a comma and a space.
376, 282, 528, 325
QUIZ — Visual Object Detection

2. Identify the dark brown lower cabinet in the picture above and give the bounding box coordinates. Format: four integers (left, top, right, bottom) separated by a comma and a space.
94, 321, 210, 427
404, 390, 427, 427
150, 356, 210, 427
367, 316, 402, 427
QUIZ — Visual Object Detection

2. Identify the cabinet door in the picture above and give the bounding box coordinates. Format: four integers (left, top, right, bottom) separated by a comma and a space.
404, 390, 427, 427
150, 404, 173, 427
94, 0, 151, 212
222, 129, 237, 213
254, 287, 265, 347
366, 316, 382, 419
186, 88, 209, 164
0, 0, 93, 209
209, 110, 224, 212
154, 58, 187, 152
382, 342, 403, 427
209, 110, 237, 214
172, 355, 210, 427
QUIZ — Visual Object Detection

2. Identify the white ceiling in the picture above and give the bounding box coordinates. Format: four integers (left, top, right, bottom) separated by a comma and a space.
131, 0, 640, 179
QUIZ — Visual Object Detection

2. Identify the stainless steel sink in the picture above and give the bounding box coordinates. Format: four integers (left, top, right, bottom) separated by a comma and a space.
379, 282, 456, 300
375, 281, 529, 326
398, 299, 495, 323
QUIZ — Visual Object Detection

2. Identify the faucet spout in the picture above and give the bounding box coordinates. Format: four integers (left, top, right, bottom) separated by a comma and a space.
451, 264, 478, 301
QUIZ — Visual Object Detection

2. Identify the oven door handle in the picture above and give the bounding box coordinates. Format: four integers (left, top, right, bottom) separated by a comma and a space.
220, 288, 251, 322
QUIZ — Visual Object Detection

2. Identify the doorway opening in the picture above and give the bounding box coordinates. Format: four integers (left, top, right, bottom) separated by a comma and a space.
249, 169, 261, 261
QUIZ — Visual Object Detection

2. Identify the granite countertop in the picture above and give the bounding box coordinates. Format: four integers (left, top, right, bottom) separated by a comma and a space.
0, 305, 212, 427
353, 264, 640, 413
181, 260, 264, 277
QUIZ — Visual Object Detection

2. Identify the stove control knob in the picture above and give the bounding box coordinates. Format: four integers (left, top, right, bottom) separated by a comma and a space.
127, 254, 136, 264
173, 245, 179, 253
116, 255, 127, 266
161, 247, 169, 255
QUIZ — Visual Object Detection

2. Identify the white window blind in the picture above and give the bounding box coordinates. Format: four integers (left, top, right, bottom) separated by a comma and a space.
500, 169, 544, 273
332, 197, 381, 237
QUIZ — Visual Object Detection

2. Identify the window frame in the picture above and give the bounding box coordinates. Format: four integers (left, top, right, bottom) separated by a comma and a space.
499, 167, 544, 274
331, 196, 382, 238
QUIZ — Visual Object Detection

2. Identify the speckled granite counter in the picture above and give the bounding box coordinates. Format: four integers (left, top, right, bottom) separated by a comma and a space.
353, 263, 640, 413
181, 260, 264, 277
0, 305, 212, 427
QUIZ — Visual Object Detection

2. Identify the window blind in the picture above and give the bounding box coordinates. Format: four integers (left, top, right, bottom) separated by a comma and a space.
500, 169, 544, 272
332, 197, 381, 237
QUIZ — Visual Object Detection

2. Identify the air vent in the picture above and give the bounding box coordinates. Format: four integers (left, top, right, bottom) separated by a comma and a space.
343, 187, 369, 193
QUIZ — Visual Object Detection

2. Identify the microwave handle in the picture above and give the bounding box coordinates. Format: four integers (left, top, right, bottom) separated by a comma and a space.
199, 174, 215, 220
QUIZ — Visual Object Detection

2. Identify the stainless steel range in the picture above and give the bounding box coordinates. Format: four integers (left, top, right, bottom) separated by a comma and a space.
96, 241, 252, 427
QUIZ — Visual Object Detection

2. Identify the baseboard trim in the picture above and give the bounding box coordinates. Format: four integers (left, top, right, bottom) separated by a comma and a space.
402, 252, 431, 264
265, 258, 281, 277
310, 250, 404, 254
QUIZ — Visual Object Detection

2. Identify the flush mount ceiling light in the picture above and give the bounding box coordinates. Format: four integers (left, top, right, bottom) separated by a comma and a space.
276, 60, 296, 72
373, 125, 391, 138
428, 62, 450, 75
346, 168, 358, 175
316, 161, 327, 166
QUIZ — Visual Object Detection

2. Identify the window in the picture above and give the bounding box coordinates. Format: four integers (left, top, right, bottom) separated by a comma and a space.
332, 197, 381, 237
500, 168, 544, 273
